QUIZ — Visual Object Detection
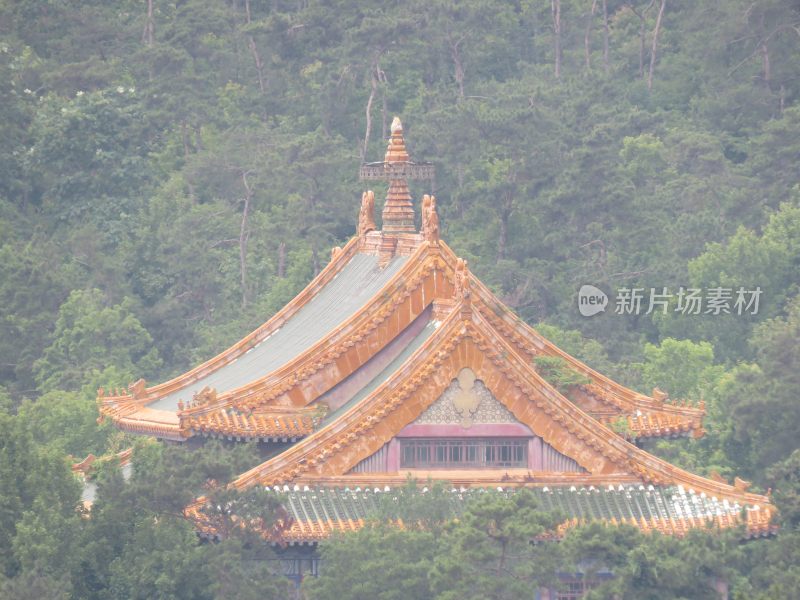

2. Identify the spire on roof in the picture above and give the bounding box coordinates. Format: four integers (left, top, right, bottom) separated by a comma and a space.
358, 117, 435, 237
381, 117, 415, 234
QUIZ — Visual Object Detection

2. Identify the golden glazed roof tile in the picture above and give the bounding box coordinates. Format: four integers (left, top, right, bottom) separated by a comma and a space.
185, 407, 318, 441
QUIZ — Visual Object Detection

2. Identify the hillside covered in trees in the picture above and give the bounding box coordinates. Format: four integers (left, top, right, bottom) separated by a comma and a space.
1, 0, 799, 598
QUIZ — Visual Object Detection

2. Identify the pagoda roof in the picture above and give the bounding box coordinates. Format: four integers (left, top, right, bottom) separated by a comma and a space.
100, 117, 774, 539
469, 276, 706, 438
152, 252, 409, 412
98, 236, 418, 439
98, 236, 703, 442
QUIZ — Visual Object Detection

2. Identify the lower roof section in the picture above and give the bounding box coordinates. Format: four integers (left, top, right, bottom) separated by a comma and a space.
192, 484, 776, 544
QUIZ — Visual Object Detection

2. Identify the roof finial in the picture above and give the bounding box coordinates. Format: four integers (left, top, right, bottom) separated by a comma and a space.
384, 117, 409, 164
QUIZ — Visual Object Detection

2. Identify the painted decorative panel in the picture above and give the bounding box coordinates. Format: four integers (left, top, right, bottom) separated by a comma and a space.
414, 371, 518, 426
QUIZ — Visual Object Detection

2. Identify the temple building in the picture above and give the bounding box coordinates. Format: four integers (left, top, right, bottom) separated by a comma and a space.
98, 118, 775, 591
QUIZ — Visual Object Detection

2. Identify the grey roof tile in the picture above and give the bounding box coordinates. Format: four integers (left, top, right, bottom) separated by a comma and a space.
151, 254, 408, 411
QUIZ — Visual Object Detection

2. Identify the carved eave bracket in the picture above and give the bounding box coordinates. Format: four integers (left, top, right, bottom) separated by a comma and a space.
652, 387, 668, 406
97, 383, 148, 423
431, 298, 457, 321
453, 257, 472, 320
421, 194, 440, 245
128, 378, 148, 401
191, 386, 218, 408
357, 190, 376, 236
377, 235, 398, 268
454, 258, 471, 300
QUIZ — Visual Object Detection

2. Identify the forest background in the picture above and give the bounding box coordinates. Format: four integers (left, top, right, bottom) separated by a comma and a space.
0, 1, 799, 598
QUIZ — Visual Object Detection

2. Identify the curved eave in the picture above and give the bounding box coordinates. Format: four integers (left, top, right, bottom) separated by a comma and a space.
466, 307, 769, 510
185, 240, 442, 416
114, 408, 182, 441
185, 407, 317, 442
101, 237, 450, 439
98, 235, 363, 410
598, 413, 703, 440
434, 242, 706, 428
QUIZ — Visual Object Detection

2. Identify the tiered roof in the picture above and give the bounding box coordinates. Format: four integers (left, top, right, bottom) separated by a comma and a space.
99, 118, 775, 542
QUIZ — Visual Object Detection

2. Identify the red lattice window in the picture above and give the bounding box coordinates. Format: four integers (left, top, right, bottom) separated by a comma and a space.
399, 438, 527, 468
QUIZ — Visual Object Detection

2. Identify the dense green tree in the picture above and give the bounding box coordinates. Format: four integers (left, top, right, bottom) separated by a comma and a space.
305, 526, 438, 600
577, 527, 743, 600
25, 88, 156, 223
205, 536, 290, 600
0, 565, 72, 600
33, 288, 161, 393
11, 497, 81, 576
305, 489, 565, 600
639, 338, 724, 402
767, 449, 800, 530
16, 390, 111, 457
0, 233, 73, 396
0, 41, 35, 203
725, 296, 800, 475
0, 409, 82, 578
107, 517, 210, 600
75, 440, 282, 600
429, 490, 564, 599
656, 201, 800, 362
